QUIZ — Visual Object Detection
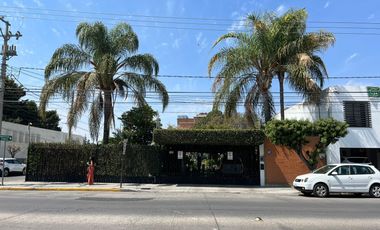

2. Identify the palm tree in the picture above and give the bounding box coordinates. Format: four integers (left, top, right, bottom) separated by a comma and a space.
40, 22, 169, 144
208, 13, 277, 123
271, 9, 335, 120
208, 9, 334, 123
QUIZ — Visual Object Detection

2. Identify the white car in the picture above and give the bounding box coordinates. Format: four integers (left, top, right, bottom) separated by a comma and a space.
0, 158, 26, 177
293, 163, 380, 198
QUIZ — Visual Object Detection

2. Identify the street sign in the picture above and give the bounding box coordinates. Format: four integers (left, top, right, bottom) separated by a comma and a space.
367, 87, 380, 97
0, 135, 12, 141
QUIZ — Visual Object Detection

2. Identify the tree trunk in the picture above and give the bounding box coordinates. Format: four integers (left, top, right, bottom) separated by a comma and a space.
103, 91, 113, 144
278, 72, 285, 120
296, 146, 314, 171
262, 89, 272, 123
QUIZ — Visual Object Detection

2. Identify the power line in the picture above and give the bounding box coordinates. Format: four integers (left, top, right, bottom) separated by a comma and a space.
3, 13, 380, 35
11, 66, 380, 80
4, 6, 380, 26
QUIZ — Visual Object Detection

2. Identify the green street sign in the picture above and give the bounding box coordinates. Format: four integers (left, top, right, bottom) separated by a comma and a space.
368, 87, 380, 97
0, 135, 12, 141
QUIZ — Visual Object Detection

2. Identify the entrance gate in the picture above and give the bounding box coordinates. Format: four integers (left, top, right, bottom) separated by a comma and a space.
159, 145, 260, 185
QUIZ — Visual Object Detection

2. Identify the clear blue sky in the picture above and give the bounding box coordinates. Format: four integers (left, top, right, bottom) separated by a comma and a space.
1, 0, 380, 140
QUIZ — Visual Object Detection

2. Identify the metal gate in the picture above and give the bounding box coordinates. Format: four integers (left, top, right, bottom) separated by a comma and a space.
158, 145, 260, 185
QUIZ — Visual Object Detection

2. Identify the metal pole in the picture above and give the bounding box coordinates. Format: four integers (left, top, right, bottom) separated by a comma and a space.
1, 141, 6, 186
120, 139, 127, 188
0, 18, 10, 137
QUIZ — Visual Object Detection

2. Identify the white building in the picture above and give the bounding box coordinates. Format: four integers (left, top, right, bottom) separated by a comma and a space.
278, 85, 380, 169
0, 121, 84, 160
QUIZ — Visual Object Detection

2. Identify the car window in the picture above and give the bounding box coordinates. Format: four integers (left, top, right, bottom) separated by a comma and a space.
313, 165, 337, 174
332, 166, 350, 175
5, 160, 14, 164
350, 165, 374, 175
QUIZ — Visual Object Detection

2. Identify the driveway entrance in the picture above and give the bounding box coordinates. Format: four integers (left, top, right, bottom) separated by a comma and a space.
159, 145, 260, 185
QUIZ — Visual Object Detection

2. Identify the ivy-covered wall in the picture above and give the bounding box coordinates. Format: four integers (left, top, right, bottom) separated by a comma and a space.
26, 143, 161, 183
153, 129, 265, 146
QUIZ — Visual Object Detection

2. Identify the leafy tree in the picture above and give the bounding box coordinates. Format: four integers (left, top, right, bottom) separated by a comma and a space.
208, 9, 334, 123
40, 22, 169, 143
3, 77, 61, 131
264, 119, 348, 170
193, 110, 257, 129
117, 105, 159, 145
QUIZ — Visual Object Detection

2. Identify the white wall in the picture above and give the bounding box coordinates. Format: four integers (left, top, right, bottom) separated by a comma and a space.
279, 85, 380, 164
0, 121, 84, 160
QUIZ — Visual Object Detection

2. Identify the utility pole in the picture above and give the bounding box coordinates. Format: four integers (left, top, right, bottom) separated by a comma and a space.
0, 16, 22, 135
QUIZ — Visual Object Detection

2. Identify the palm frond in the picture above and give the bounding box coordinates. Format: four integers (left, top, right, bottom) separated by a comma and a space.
89, 92, 104, 142
120, 54, 159, 75
45, 44, 91, 79
109, 22, 139, 56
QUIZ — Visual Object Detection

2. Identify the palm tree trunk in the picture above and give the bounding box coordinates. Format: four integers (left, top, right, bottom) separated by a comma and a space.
103, 91, 112, 144
278, 72, 285, 120
262, 89, 271, 123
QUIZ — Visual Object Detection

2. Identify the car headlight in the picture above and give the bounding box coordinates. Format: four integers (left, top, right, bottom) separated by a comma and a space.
304, 178, 308, 182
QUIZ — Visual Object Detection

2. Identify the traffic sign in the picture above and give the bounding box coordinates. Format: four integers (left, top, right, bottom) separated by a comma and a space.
0, 135, 12, 141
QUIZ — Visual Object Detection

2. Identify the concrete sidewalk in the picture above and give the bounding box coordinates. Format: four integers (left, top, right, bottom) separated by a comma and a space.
0, 180, 294, 194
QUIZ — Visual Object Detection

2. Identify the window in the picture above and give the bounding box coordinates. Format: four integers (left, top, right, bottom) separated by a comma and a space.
350, 165, 374, 175
333, 166, 350, 175
343, 101, 371, 127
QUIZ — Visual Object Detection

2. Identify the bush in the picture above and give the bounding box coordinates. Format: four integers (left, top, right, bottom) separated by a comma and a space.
153, 129, 265, 146
26, 143, 161, 182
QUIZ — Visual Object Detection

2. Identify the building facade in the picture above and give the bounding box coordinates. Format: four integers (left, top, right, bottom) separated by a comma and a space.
278, 85, 380, 169
177, 113, 207, 129
0, 121, 84, 160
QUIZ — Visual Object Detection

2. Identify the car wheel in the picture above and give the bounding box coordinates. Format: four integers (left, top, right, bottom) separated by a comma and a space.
313, 183, 329, 198
4, 168, 9, 177
369, 184, 380, 198
22, 168, 26, 175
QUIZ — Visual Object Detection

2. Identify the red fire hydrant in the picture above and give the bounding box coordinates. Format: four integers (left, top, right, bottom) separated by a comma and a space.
87, 158, 95, 185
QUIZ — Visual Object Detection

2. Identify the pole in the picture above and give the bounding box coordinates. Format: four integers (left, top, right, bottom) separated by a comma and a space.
0, 18, 10, 137
1, 141, 6, 186
120, 139, 128, 188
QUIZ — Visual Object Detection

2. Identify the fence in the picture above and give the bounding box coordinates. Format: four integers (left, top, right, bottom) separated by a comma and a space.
26, 143, 161, 183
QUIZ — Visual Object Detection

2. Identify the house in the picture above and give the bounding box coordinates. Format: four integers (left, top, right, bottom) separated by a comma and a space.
0, 121, 84, 161
277, 85, 380, 169
177, 113, 207, 129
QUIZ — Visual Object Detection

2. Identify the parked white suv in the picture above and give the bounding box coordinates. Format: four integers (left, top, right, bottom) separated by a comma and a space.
0, 158, 26, 177
293, 163, 380, 198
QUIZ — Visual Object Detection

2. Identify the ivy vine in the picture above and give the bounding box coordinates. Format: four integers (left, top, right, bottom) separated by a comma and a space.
264, 118, 348, 170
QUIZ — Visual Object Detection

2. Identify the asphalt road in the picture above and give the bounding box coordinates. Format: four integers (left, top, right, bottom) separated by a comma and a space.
0, 187, 379, 230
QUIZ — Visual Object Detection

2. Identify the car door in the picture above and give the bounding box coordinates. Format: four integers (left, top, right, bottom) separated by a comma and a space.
328, 166, 353, 192
350, 165, 375, 192
14, 160, 24, 172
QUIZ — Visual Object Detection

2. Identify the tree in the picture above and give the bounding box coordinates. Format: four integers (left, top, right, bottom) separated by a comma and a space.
3, 77, 61, 131
208, 9, 334, 123
117, 105, 159, 145
269, 9, 335, 120
7, 144, 21, 158
40, 22, 169, 144
193, 110, 257, 129
264, 119, 348, 170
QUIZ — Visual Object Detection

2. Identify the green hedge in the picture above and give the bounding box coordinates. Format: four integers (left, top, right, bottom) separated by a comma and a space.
26, 143, 161, 183
153, 129, 264, 146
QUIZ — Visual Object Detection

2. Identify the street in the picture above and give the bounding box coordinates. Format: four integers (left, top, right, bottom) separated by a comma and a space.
0, 182, 379, 229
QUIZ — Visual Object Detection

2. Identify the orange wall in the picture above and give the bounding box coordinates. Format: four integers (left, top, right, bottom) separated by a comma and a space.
264, 137, 325, 185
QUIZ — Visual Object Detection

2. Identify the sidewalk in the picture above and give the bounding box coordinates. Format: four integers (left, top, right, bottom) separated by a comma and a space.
0, 178, 295, 194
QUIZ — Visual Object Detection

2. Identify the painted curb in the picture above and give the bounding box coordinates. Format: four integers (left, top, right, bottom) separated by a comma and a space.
0, 187, 121, 192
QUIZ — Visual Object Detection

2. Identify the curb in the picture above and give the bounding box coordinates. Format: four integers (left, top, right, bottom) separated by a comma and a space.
0, 187, 121, 192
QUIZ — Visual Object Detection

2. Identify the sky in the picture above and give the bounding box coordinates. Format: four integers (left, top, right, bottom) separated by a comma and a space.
1, 0, 380, 141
